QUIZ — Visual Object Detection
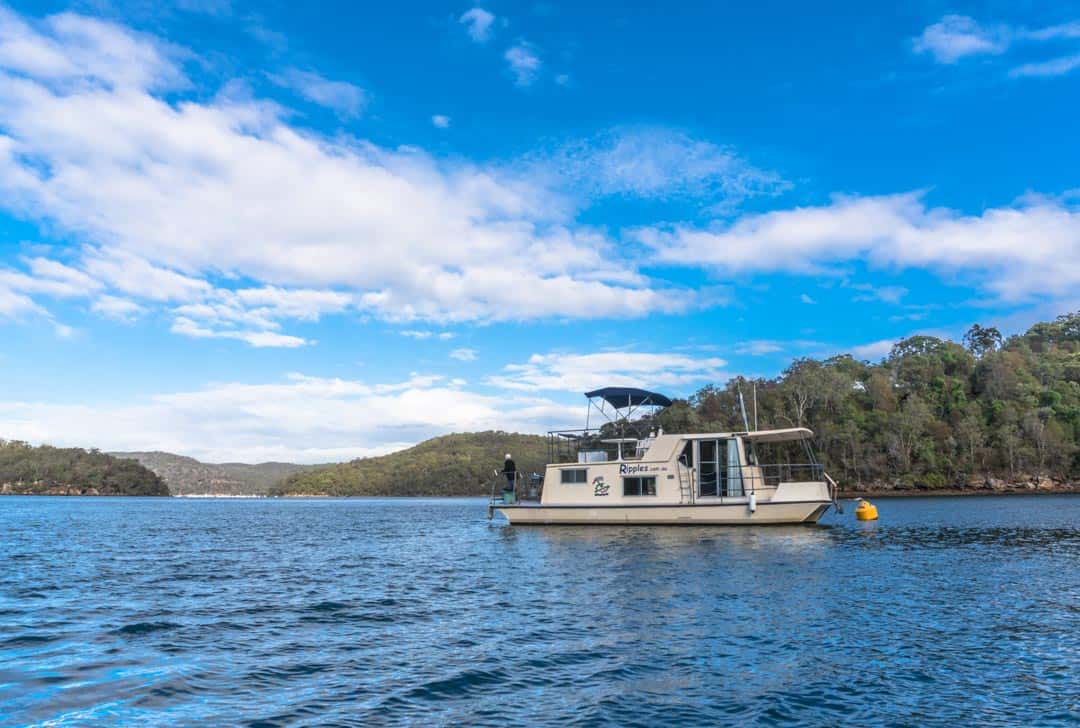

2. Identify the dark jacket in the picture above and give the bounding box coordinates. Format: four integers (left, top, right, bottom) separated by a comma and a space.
503, 459, 517, 475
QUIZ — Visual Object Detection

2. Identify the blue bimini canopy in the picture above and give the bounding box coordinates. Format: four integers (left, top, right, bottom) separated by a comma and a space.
585, 387, 673, 409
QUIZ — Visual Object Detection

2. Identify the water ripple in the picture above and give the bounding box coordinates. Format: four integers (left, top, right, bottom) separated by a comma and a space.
0, 495, 1078, 726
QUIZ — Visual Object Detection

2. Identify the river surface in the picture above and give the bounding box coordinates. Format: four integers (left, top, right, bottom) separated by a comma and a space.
1, 495, 1078, 727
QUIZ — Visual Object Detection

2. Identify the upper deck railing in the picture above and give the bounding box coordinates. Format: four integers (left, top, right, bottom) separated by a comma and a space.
548, 428, 610, 464
548, 419, 660, 463
756, 462, 824, 486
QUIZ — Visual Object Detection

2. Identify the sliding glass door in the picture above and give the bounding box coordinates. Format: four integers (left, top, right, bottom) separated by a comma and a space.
698, 439, 720, 497
696, 439, 744, 498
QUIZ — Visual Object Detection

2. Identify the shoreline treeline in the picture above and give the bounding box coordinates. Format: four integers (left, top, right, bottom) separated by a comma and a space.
0, 441, 169, 496
656, 312, 1079, 490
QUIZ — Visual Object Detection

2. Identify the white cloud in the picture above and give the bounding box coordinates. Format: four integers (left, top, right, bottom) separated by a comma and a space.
1021, 22, 1080, 42
913, 15, 1009, 63
459, 8, 495, 43
914, 14, 1080, 77
0, 7, 682, 328
0, 284, 45, 318
170, 317, 309, 348
530, 127, 788, 209
851, 283, 908, 304
431, 114, 451, 128
0, 258, 101, 298
734, 340, 784, 356
0, 373, 580, 462
1010, 53, 1080, 78
449, 347, 477, 361
270, 68, 367, 118
400, 329, 454, 340
639, 191, 1080, 302
232, 286, 353, 321
489, 351, 729, 393
851, 339, 895, 361
0, 276, 74, 336
81, 252, 211, 303
800, 293, 816, 304
91, 294, 144, 322
23, 257, 101, 294
505, 41, 541, 86
0, 256, 100, 327
0, 6, 183, 89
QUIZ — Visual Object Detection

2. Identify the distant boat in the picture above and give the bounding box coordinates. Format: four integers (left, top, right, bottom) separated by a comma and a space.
490, 387, 840, 525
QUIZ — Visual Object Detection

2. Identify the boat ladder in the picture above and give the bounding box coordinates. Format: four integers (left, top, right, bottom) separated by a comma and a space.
824, 471, 843, 514
676, 462, 694, 504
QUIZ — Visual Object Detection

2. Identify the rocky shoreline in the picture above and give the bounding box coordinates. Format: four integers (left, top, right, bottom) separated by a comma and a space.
841, 474, 1080, 498
0, 482, 167, 496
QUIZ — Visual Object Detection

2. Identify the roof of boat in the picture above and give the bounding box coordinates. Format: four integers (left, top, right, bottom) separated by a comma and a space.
584, 387, 673, 408
638, 428, 813, 461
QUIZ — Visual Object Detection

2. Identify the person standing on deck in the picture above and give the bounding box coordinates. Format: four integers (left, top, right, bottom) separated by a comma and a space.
502, 454, 517, 492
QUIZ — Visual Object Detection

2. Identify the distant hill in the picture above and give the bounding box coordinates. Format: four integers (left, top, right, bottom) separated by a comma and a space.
274, 431, 548, 497
1, 440, 168, 496
111, 452, 326, 496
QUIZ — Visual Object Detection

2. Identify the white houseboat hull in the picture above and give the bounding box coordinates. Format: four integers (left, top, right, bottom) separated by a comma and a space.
494, 500, 831, 525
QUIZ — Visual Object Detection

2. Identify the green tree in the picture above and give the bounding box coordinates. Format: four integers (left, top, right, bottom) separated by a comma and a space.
963, 324, 1003, 357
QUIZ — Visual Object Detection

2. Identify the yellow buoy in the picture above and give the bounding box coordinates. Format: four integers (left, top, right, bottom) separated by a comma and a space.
855, 498, 879, 521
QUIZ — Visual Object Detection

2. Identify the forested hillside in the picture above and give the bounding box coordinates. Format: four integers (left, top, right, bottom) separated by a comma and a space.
112, 451, 324, 495
275, 432, 548, 496
0, 441, 169, 496
657, 313, 1080, 492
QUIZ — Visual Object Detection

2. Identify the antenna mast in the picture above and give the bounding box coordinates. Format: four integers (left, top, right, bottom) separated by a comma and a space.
738, 387, 750, 432
753, 382, 759, 431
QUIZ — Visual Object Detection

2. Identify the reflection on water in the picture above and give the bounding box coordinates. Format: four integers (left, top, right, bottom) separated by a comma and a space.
0, 495, 1077, 726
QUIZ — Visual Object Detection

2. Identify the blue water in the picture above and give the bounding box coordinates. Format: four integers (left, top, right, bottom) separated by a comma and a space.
1, 496, 1077, 727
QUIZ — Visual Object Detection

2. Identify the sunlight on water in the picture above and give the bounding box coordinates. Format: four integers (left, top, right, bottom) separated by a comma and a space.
0, 496, 1078, 726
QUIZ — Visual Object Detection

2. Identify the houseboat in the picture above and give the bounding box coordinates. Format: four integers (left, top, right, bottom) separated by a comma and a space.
490, 387, 840, 525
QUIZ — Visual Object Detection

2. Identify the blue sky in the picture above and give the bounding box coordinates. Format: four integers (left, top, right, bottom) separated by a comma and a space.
1, 0, 1078, 461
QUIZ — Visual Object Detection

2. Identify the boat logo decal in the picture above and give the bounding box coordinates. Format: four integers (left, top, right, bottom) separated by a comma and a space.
592, 476, 609, 497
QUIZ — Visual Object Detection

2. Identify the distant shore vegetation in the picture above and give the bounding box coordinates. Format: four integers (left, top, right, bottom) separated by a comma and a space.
0, 441, 169, 496
274, 432, 548, 497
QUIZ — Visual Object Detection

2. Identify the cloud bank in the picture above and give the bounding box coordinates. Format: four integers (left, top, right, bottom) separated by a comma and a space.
0, 6, 698, 344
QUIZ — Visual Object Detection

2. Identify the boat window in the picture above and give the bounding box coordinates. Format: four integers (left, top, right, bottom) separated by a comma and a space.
679, 441, 693, 466
561, 468, 588, 484
745, 439, 759, 466
623, 476, 656, 496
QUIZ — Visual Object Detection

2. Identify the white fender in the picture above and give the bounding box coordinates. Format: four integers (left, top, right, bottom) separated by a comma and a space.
748, 492, 757, 513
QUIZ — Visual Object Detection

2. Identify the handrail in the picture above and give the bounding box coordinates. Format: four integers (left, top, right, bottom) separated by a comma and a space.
488, 469, 542, 507
823, 471, 843, 514
696, 462, 825, 499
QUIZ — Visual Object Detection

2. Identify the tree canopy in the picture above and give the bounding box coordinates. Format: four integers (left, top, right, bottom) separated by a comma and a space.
656, 312, 1080, 489
0, 441, 169, 496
